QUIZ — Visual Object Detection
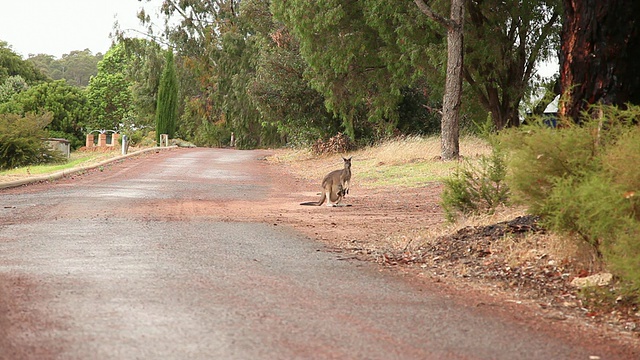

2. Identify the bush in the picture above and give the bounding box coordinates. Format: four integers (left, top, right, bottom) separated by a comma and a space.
441, 145, 510, 221
311, 132, 354, 155
501, 105, 640, 297
441, 115, 509, 221
193, 121, 232, 148
500, 120, 601, 213
0, 112, 66, 169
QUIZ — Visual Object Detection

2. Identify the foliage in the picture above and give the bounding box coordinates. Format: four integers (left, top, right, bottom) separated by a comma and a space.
0, 112, 65, 169
193, 117, 232, 148
0, 41, 48, 84
243, 1, 342, 145
86, 44, 133, 131
136, 0, 281, 148
501, 105, 640, 296
121, 39, 165, 132
441, 145, 510, 221
311, 132, 354, 155
0, 75, 28, 103
27, 49, 103, 87
501, 117, 602, 213
271, 0, 438, 139
155, 50, 178, 144
396, 86, 441, 135
2, 80, 89, 149
464, 0, 561, 129
125, 0, 560, 149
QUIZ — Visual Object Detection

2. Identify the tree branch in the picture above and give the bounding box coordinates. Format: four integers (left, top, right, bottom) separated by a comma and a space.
524, 12, 560, 81
413, 0, 459, 31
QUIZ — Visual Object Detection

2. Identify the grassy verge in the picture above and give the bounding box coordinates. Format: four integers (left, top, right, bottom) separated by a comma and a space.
269, 135, 493, 188
0, 149, 124, 183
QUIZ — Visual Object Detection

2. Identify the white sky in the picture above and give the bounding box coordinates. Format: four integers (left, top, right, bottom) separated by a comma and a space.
0, 0, 163, 59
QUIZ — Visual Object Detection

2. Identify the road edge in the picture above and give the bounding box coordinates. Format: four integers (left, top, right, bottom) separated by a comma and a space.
0, 146, 178, 190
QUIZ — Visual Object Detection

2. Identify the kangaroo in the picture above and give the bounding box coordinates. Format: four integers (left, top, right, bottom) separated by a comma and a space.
300, 157, 352, 207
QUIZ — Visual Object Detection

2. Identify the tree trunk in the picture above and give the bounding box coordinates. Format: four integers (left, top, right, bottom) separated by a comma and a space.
440, 0, 464, 160
560, 0, 640, 120
414, 0, 463, 160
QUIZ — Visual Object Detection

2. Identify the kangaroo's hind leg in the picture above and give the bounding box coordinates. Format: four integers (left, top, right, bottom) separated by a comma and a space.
327, 184, 345, 207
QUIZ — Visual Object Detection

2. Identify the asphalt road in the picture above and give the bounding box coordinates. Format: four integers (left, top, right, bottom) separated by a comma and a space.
0, 148, 629, 359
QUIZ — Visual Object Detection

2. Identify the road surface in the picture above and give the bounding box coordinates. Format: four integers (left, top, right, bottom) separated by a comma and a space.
0, 148, 633, 359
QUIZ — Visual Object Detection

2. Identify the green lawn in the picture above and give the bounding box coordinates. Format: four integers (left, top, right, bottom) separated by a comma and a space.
0, 151, 120, 180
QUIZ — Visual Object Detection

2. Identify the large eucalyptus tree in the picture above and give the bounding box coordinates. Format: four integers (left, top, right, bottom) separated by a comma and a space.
560, 0, 640, 120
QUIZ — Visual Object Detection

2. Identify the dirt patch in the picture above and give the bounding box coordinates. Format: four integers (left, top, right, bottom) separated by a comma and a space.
0, 274, 68, 359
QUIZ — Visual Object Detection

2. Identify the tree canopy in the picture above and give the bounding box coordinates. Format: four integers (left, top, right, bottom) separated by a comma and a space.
27, 49, 103, 87
86, 44, 133, 132
2, 80, 89, 148
0, 41, 48, 84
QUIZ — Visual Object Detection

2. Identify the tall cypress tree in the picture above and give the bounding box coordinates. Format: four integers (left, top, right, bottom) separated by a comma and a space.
155, 49, 178, 145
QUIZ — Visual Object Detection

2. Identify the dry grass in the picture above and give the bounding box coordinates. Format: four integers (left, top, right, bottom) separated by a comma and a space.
269, 135, 493, 188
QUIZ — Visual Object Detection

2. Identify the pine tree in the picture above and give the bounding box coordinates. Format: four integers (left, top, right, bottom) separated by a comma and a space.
155, 50, 178, 145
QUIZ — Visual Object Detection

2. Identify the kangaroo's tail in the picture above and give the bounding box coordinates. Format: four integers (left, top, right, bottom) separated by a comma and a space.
300, 191, 326, 206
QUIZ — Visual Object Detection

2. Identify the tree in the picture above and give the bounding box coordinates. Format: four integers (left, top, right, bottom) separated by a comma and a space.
155, 49, 178, 144
3, 80, 89, 148
27, 50, 102, 87
272, 1, 407, 140
0, 75, 28, 103
414, 0, 464, 160
464, 0, 561, 129
24, 54, 55, 79
0, 41, 48, 84
241, 0, 342, 144
120, 38, 165, 130
560, 0, 640, 119
86, 44, 133, 131
273, 0, 562, 153
138, 0, 281, 148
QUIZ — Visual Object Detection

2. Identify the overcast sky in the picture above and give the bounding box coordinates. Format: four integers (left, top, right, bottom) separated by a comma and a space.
0, 1, 559, 76
0, 0, 163, 58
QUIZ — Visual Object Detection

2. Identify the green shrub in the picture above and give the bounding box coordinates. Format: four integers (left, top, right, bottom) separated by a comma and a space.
608, 220, 640, 294
603, 125, 640, 197
441, 146, 510, 221
500, 120, 601, 213
441, 115, 509, 221
501, 105, 640, 298
0, 112, 66, 169
193, 121, 231, 148
542, 173, 628, 252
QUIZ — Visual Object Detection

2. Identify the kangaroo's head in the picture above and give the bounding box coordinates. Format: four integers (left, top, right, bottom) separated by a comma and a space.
342, 156, 352, 169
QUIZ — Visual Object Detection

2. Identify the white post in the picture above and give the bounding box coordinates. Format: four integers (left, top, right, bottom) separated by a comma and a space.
160, 134, 169, 147
121, 134, 128, 155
